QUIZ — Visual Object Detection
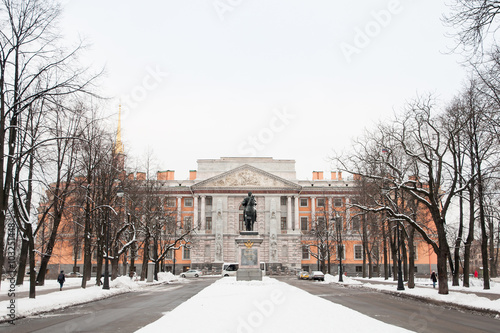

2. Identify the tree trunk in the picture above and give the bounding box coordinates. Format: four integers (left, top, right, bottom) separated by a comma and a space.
16, 239, 28, 285
111, 257, 119, 280
488, 216, 497, 278
436, 221, 450, 295
36, 210, 63, 286
383, 222, 389, 280
402, 234, 408, 282
28, 227, 36, 299
477, 173, 490, 289
463, 182, 475, 287
82, 227, 92, 287
453, 198, 464, 286
141, 237, 150, 281
96, 240, 103, 286
130, 241, 136, 275
408, 227, 415, 289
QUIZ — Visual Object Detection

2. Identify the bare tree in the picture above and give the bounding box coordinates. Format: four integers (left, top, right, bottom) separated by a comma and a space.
334, 96, 466, 294
0, 0, 97, 287
35, 103, 84, 286
445, 0, 500, 56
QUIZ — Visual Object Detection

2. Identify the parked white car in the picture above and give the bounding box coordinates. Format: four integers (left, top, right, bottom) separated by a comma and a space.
180, 269, 201, 278
309, 271, 325, 281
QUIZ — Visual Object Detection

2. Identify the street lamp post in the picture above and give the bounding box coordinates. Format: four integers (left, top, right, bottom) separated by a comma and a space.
397, 221, 405, 291
336, 214, 343, 282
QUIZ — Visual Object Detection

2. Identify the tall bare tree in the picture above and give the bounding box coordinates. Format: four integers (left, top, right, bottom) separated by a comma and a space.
334, 96, 466, 294
0, 0, 97, 287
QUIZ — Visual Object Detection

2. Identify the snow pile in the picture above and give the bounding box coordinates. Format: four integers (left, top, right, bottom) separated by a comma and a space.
157, 272, 178, 283
110, 276, 140, 290
136, 277, 414, 333
324, 274, 362, 285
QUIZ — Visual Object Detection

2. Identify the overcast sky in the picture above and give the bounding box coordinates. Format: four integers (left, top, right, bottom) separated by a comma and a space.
60, 0, 466, 180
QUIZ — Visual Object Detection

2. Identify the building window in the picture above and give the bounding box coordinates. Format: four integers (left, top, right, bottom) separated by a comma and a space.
165, 249, 173, 259
184, 216, 192, 230
76, 247, 82, 260
206, 216, 212, 230
352, 216, 360, 231
281, 217, 287, 230
183, 246, 190, 260
301, 217, 308, 231
317, 217, 326, 229
334, 198, 342, 207
184, 198, 193, 207
166, 197, 176, 207
302, 246, 310, 260
334, 216, 343, 231
317, 198, 325, 207
300, 198, 308, 207
356, 266, 362, 273
280, 196, 287, 206
413, 245, 418, 260
205, 196, 212, 206
354, 245, 363, 260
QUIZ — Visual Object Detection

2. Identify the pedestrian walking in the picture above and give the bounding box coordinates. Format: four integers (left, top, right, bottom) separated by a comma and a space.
474, 270, 478, 278
57, 270, 66, 291
430, 270, 437, 288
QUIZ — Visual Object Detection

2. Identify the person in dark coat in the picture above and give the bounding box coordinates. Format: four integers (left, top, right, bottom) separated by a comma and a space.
430, 271, 437, 288
57, 270, 65, 291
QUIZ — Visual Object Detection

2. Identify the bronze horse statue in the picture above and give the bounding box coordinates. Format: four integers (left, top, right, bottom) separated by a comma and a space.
242, 192, 257, 231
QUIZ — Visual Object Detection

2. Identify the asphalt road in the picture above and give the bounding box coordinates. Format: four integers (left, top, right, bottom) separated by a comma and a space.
0, 278, 217, 333
278, 277, 500, 333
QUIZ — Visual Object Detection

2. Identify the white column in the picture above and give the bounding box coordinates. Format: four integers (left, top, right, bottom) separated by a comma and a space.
193, 195, 199, 229
328, 197, 333, 220
287, 196, 292, 230
294, 196, 299, 231
200, 195, 206, 230
311, 196, 316, 224
346, 197, 350, 229
177, 196, 182, 226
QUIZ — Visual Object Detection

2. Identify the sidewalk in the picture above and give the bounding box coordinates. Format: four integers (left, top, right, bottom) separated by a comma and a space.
0, 284, 83, 302
352, 277, 500, 301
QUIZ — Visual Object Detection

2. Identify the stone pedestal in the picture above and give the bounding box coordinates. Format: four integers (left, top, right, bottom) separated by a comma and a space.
236, 231, 263, 281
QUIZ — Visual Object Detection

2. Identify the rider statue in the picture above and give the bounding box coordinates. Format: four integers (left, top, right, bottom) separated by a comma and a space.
242, 192, 257, 231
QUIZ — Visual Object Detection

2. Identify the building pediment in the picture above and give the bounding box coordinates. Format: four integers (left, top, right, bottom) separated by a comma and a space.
192, 164, 301, 190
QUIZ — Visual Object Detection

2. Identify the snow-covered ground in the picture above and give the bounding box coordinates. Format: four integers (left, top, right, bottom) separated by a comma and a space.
136, 276, 414, 333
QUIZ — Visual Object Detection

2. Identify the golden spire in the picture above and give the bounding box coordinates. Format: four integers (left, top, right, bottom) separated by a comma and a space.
114, 104, 124, 155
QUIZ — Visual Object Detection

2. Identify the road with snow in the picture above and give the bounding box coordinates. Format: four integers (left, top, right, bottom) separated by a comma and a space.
0, 278, 217, 333
279, 276, 500, 333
